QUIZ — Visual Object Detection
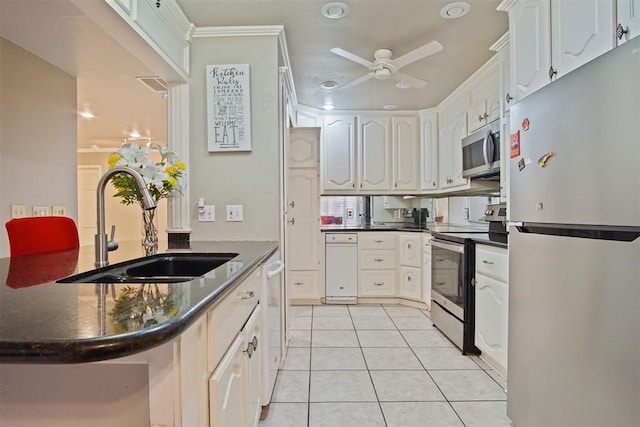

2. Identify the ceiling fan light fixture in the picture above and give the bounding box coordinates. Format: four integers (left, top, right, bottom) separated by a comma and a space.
320, 80, 339, 90
375, 68, 391, 80
323, 103, 335, 110
396, 82, 411, 89
383, 104, 398, 110
440, 2, 471, 19
321, 2, 350, 19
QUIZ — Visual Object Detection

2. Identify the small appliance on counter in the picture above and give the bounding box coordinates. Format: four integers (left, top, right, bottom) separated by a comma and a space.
402, 208, 430, 229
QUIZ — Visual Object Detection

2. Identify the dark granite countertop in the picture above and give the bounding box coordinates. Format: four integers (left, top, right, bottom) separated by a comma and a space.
0, 240, 277, 364
321, 223, 490, 234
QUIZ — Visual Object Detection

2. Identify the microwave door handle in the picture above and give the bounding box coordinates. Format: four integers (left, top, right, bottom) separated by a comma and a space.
482, 130, 495, 166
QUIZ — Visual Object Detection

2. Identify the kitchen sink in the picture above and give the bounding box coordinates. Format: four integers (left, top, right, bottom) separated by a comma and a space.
57, 253, 239, 284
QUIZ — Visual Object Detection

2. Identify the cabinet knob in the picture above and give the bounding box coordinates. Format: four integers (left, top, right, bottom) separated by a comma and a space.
478, 114, 484, 122
252, 336, 258, 350
548, 66, 558, 80
374, 282, 384, 286
617, 23, 630, 40
505, 93, 513, 103
244, 342, 254, 358
482, 260, 495, 265
289, 200, 295, 208
288, 218, 295, 225
483, 112, 489, 120
432, 182, 436, 187
471, 278, 477, 287
238, 291, 255, 300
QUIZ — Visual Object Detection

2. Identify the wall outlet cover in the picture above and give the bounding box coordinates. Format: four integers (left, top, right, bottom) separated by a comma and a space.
226, 205, 243, 222
198, 205, 215, 222
52, 205, 67, 216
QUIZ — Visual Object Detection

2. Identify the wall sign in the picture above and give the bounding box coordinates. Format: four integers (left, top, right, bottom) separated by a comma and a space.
206, 64, 252, 152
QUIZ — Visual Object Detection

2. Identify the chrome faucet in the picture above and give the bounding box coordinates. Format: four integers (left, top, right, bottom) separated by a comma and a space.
95, 166, 156, 268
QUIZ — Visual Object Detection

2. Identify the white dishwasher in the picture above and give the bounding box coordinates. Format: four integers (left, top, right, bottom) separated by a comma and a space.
325, 233, 358, 304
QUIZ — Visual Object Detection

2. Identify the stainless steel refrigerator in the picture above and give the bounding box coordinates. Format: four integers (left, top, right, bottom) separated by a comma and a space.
508, 38, 640, 426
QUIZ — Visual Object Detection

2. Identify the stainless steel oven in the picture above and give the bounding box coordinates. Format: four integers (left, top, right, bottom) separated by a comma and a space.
431, 236, 479, 354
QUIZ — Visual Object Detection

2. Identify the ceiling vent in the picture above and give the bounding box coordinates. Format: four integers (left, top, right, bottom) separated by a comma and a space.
136, 76, 168, 93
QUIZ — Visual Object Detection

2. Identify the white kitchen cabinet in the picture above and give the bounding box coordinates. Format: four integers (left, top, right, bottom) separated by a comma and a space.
500, 115, 510, 202
358, 232, 397, 298
358, 115, 392, 191
474, 245, 509, 375
617, 0, 640, 44
420, 111, 439, 191
467, 62, 501, 133
392, 116, 420, 191
501, 0, 615, 103
209, 335, 246, 427
243, 305, 262, 426
322, 115, 356, 191
438, 101, 468, 189
399, 266, 422, 301
399, 234, 422, 268
550, 0, 615, 79
504, 0, 552, 103
287, 168, 320, 271
289, 270, 321, 300
422, 235, 432, 309
382, 195, 410, 209
289, 127, 320, 168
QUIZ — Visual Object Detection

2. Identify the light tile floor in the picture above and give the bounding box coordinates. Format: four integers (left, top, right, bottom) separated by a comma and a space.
259, 304, 512, 427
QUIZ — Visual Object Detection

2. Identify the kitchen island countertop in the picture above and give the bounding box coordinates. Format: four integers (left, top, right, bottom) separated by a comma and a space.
0, 240, 277, 364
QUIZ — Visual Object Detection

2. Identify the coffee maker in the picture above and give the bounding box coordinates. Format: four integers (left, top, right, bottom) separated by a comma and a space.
402, 208, 430, 229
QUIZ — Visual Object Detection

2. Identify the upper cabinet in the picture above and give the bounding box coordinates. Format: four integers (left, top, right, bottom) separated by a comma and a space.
500, 0, 617, 103
289, 127, 320, 168
467, 62, 501, 133
322, 115, 357, 191
617, 0, 640, 44
392, 116, 420, 191
321, 113, 420, 194
420, 111, 439, 192
358, 115, 392, 191
438, 99, 468, 190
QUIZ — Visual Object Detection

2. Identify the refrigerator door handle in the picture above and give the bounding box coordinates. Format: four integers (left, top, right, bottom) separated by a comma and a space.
516, 223, 640, 242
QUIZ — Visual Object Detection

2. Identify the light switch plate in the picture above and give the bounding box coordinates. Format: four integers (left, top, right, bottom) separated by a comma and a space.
226, 205, 243, 222
11, 205, 26, 219
32, 206, 51, 216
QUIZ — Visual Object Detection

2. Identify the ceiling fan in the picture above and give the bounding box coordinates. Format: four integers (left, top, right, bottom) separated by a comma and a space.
330, 41, 443, 90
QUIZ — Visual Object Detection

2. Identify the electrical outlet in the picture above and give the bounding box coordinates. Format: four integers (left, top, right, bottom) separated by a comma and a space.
226, 205, 243, 222
52, 205, 67, 216
32, 206, 51, 216
198, 205, 215, 222
11, 205, 26, 219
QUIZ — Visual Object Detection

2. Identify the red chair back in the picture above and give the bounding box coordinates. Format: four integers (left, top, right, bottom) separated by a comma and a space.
5, 216, 80, 257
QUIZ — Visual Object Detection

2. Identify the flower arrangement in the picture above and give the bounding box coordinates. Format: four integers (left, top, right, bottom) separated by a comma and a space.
108, 142, 186, 206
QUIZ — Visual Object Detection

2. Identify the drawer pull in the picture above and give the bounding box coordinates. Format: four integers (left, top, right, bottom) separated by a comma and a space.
238, 291, 255, 299
373, 258, 384, 262
374, 282, 384, 286
244, 342, 254, 358
482, 260, 495, 265
374, 240, 384, 243
435, 281, 446, 286
294, 282, 304, 286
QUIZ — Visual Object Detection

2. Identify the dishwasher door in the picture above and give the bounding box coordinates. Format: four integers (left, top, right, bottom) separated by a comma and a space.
325, 233, 358, 304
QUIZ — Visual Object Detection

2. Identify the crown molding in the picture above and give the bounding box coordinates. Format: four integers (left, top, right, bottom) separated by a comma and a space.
490, 32, 510, 52
496, 0, 518, 12
192, 25, 285, 38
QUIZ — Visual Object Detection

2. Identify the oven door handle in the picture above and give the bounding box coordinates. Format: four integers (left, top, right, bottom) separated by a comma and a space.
431, 239, 464, 254
483, 129, 495, 167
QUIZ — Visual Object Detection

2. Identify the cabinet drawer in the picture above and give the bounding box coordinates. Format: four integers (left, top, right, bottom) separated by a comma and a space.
325, 233, 357, 243
208, 268, 261, 372
289, 271, 321, 300
359, 270, 396, 297
475, 245, 508, 282
359, 250, 396, 269
358, 232, 397, 249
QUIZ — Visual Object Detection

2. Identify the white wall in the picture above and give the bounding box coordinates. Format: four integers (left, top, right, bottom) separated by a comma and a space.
189, 35, 280, 241
0, 38, 78, 257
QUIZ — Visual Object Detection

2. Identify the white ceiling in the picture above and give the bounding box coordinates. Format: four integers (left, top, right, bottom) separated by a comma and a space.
176, 0, 508, 110
0, 0, 507, 149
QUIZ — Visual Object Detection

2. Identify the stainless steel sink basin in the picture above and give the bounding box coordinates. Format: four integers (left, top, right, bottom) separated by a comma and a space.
57, 253, 239, 284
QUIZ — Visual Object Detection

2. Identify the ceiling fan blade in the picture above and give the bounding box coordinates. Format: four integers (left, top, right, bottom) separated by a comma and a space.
330, 47, 374, 68
390, 41, 444, 71
338, 73, 375, 90
394, 72, 429, 88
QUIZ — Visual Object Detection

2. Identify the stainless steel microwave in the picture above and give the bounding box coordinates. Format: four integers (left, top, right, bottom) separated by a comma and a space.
461, 120, 500, 179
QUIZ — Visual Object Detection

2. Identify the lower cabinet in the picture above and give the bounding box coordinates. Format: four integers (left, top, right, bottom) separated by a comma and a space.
360, 269, 396, 297
289, 270, 321, 301
358, 232, 397, 298
398, 266, 422, 301
474, 245, 508, 375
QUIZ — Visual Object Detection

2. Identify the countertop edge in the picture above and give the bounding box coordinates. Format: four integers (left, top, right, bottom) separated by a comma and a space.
0, 242, 278, 364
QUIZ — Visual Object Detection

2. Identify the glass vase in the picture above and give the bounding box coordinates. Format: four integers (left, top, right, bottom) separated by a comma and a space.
142, 209, 158, 256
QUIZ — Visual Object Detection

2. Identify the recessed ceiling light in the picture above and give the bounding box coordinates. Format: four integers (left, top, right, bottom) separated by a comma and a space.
323, 103, 335, 110
383, 104, 398, 110
320, 80, 339, 90
79, 111, 95, 119
321, 2, 350, 19
440, 2, 471, 19
395, 82, 411, 89
129, 130, 141, 138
